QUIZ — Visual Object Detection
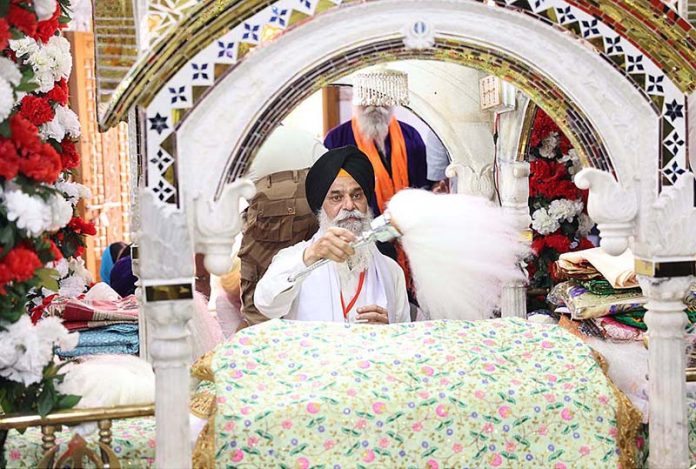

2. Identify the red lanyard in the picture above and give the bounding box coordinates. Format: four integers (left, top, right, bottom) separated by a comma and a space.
340, 271, 366, 319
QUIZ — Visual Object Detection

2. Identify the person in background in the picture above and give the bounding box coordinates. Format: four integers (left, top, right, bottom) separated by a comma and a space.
424, 129, 452, 194
110, 253, 136, 298
216, 258, 244, 337
99, 242, 129, 286
194, 253, 212, 300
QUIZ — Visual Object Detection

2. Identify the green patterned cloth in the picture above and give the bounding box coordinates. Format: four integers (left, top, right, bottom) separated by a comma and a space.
580, 280, 641, 296
3, 417, 155, 468
208, 318, 634, 467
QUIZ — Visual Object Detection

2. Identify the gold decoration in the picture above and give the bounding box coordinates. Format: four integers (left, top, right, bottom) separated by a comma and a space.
191, 350, 215, 382
38, 434, 121, 469
191, 403, 216, 469
144, 283, 194, 302
0, 404, 155, 431
190, 390, 216, 419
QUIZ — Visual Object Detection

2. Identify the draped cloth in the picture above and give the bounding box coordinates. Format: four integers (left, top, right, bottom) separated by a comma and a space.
254, 232, 410, 323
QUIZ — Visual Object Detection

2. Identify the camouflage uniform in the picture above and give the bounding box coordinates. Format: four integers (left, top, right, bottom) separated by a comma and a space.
238, 169, 318, 326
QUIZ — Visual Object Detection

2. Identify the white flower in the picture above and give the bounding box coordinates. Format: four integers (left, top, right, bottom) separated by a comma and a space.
52, 258, 70, 278
34, 0, 58, 21
10, 37, 39, 58
41, 105, 81, 141
548, 198, 583, 223
0, 77, 14, 122
578, 213, 595, 237
0, 316, 77, 386
68, 257, 93, 284
59, 274, 87, 298
4, 190, 53, 237
47, 194, 73, 231
538, 132, 560, 159
56, 181, 91, 206
46, 36, 72, 80
531, 207, 560, 235
0, 57, 22, 86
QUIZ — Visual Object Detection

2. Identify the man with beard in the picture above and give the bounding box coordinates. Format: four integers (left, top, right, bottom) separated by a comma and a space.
254, 146, 410, 324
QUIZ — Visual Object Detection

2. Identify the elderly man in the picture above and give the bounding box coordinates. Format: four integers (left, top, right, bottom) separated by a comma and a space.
254, 146, 410, 324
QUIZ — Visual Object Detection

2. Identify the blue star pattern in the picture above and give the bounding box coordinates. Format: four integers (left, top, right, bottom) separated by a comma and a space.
217, 41, 235, 59
192, 63, 209, 80
148, 113, 169, 135
270, 7, 288, 26
664, 133, 685, 155
626, 55, 644, 73
298, 0, 312, 8
242, 23, 260, 42
581, 19, 599, 38
556, 6, 575, 23
646, 75, 663, 94
664, 99, 684, 121
168, 86, 187, 104
662, 161, 686, 183
605, 36, 623, 55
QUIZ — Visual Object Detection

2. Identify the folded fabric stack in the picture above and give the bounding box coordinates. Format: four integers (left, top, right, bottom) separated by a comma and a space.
549, 248, 696, 342
46, 295, 140, 357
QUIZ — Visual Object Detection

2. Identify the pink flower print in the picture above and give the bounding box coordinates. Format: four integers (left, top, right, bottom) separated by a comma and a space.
483, 339, 496, 346
291, 394, 300, 400
563, 383, 574, 390
324, 439, 335, 450
490, 453, 503, 467
482, 422, 494, 433
436, 404, 448, 417
445, 355, 455, 362
355, 419, 368, 430
521, 352, 532, 360
598, 394, 610, 405
224, 421, 235, 431
544, 393, 556, 403
306, 402, 320, 414
295, 373, 308, 381
579, 445, 590, 456
452, 443, 463, 453
246, 361, 257, 370
247, 436, 259, 447
498, 406, 511, 418
386, 375, 396, 382
362, 449, 375, 463
378, 437, 390, 448
148, 438, 156, 448
412, 421, 423, 432
505, 441, 516, 452
554, 463, 567, 469
238, 336, 251, 346
483, 363, 496, 372
300, 339, 310, 347
560, 408, 574, 421
217, 396, 227, 404
546, 374, 557, 382
372, 402, 386, 414
541, 340, 554, 349
297, 456, 310, 469
474, 390, 485, 399
609, 427, 618, 437
524, 332, 534, 339
357, 360, 371, 369
231, 449, 244, 462
421, 365, 434, 376
511, 379, 521, 386
282, 420, 293, 429
418, 391, 430, 399
230, 370, 243, 379
240, 406, 251, 415
636, 436, 645, 449
257, 383, 267, 391
423, 337, 435, 345
471, 346, 482, 352
9, 450, 21, 460
347, 388, 357, 397
537, 424, 548, 436
427, 459, 439, 469
439, 378, 450, 385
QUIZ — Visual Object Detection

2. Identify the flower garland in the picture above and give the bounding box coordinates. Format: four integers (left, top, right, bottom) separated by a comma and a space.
0, 0, 92, 420
526, 109, 595, 308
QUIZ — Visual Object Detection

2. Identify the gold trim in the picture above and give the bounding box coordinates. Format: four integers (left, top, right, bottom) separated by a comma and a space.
516, 101, 538, 161
192, 402, 216, 469
144, 283, 194, 301
190, 390, 216, 419
98, 0, 696, 130
0, 404, 155, 431
634, 258, 655, 277
191, 349, 215, 382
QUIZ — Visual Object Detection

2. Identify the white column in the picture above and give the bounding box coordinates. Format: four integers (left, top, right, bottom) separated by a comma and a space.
640, 276, 692, 469
499, 161, 531, 318
148, 300, 193, 468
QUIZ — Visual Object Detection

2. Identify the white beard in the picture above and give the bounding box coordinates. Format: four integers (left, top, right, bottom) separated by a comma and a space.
355, 105, 392, 153
318, 207, 374, 292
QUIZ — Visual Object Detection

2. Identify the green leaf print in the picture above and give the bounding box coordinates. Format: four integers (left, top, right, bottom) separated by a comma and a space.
602, 449, 614, 462
374, 448, 392, 457
513, 435, 530, 447
289, 443, 308, 455
482, 415, 502, 424
242, 446, 261, 456
254, 410, 272, 421
546, 402, 564, 410
386, 412, 405, 423
474, 445, 487, 459
422, 447, 438, 458
255, 429, 273, 441
387, 430, 404, 444
502, 451, 519, 460
548, 449, 565, 461
448, 397, 467, 409
341, 427, 360, 437
346, 441, 361, 456
512, 416, 529, 427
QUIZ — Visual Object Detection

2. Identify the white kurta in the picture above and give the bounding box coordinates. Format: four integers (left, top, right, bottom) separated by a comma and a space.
254, 234, 410, 323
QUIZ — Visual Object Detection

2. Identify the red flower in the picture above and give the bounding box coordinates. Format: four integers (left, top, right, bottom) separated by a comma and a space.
7, 3, 38, 37
60, 139, 80, 169
554, 180, 582, 201
529, 110, 562, 149
19, 143, 63, 183
2, 246, 42, 283
577, 237, 595, 250
0, 18, 10, 50
544, 233, 572, 254
68, 216, 96, 236
74, 245, 85, 258
0, 139, 20, 180
531, 237, 546, 255
34, 3, 61, 43
46, 81, 69, 105
48, 240, 63, 261
10, 114, 41, 152
20, 95, 55, 126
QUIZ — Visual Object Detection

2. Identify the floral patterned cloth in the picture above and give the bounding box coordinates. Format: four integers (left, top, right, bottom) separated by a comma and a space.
4, 417, 155, 468
205, 318, 636, 467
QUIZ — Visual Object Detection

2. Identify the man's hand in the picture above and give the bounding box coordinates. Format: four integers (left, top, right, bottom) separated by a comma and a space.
356, 305, 389, 324
303, 227, 356, 266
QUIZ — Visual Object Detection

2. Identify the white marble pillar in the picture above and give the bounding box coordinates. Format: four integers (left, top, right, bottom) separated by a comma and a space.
640, 276, 692, 469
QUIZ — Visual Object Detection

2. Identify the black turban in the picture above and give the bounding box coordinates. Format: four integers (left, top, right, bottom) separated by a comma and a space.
305, 145, 375, 213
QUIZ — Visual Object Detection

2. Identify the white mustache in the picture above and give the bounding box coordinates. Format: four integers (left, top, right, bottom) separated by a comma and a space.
334, 209, 364, 222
